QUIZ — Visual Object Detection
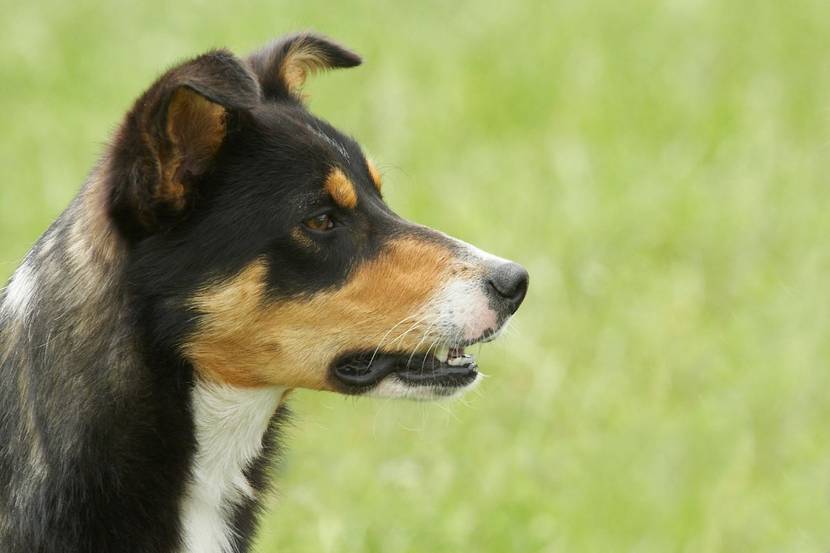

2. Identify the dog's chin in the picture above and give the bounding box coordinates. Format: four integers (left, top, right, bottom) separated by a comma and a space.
366, 371, 482, 401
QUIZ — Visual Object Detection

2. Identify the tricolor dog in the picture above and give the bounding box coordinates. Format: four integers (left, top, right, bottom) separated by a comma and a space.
0, 33, 528, 552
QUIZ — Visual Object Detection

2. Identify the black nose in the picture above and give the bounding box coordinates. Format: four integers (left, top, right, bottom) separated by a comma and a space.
487, 262, 529, 314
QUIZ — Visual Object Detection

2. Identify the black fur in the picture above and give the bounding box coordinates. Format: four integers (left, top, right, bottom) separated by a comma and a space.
230, 405, 291, 553
0, 200, 198, 552
109, 49, 262, 241
0, 34, 368, 553
0, 32, 525, 553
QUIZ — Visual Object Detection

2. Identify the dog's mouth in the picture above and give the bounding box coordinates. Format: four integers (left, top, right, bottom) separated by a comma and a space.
332, 344, 479, 393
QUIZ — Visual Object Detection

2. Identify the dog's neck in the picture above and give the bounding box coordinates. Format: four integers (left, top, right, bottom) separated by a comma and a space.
0, 174, 286, 553
179, 380, 286, 553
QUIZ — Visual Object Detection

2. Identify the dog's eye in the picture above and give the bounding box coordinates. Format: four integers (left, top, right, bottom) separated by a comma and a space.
304, 213, 335, 232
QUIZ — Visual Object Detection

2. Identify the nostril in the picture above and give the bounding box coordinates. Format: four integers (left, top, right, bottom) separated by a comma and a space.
488, 262, 530, 313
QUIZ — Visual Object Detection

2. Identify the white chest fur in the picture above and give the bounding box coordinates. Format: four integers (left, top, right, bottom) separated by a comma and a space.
179, 380, 284, 553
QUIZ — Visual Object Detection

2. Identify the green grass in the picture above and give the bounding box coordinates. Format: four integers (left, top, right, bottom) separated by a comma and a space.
3, 1, 830, 551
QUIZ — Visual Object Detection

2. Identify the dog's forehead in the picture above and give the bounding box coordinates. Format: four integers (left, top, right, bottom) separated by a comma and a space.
304, 120, 351, 161
253, 103, 363, 168
246, 106, 383, 216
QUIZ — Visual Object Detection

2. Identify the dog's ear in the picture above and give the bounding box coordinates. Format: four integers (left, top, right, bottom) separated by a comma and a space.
247, 33, 361, 101
108, 49, 261, 239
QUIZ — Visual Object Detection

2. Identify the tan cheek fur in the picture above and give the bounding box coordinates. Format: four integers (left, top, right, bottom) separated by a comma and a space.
184, 238, 454, 389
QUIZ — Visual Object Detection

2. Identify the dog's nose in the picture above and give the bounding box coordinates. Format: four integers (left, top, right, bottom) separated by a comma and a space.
487, 262, 529, 314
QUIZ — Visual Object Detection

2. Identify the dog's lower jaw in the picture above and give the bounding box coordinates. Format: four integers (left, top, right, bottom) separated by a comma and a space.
367, 371, 483, 401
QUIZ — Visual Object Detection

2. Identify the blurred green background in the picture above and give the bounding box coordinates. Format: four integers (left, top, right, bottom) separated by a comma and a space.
2, 1, 830, 551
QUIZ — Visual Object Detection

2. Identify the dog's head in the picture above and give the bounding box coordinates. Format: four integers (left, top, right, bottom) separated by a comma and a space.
107, 34, 528, 400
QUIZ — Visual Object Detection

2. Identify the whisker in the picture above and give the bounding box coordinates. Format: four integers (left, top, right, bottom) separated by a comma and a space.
383, 313, 439, 353
434, 399, 461, 421
420, 336, 443, 370
366, 313, 419, 368
406, 320, 438, 369
386, 313, 432, 346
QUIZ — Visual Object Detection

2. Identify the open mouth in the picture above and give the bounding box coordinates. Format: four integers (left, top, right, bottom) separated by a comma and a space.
332, 345, 479, 392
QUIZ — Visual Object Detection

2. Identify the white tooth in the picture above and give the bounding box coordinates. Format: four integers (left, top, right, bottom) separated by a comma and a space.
435, 346, 449, 363
448, 355, 473, 367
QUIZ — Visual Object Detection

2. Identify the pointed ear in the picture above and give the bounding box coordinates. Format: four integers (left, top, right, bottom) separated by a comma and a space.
246, 32, 361, 101
108, 49, 261, 239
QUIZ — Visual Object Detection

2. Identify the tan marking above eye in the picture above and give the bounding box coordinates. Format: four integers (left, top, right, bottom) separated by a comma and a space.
366, 159, 382, 191
184, 238, 456, 389
324, 167, 358, 209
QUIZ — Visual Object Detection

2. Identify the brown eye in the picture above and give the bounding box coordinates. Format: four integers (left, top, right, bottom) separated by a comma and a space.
304, 213, 335, 232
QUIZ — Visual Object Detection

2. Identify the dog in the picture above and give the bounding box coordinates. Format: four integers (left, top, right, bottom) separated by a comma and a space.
0, 33, 528, 553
